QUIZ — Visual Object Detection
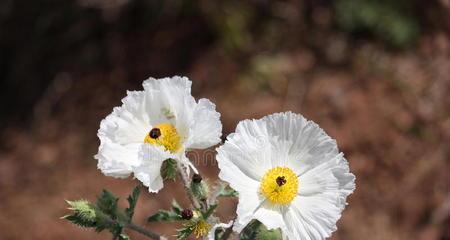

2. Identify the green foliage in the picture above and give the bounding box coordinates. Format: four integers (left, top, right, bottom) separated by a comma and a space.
63, 199, 113, 233
240, 220, 261, 240
216, 183, 239, 198
201, 204, 217, 219
147, 200, 184, 222
256, 228, 282, 240
170, 199, 183, 215
176, 223, 195, 240
335, 0, 420, 47
63, 200, 97, 228
174, 204, 218, 240
211, 225, 227, 240
147, 209, 183, 222
190, 178, 209, 200
147, 198, 219, 239
125, 186, 141, 222
96, 189, 119, 218
240, 220, 282, 240
64, 187, 144, 240
161, 158, 178, 180
176, 219, 210, 240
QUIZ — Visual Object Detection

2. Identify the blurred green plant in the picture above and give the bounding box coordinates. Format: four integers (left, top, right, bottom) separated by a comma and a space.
202, 1, 254, 53
335, 0, 420, 48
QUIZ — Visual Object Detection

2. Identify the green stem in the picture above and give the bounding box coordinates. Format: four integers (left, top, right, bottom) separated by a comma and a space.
103, 216, 165, 240
124, 222, 165, 240
176, 162, 201, 209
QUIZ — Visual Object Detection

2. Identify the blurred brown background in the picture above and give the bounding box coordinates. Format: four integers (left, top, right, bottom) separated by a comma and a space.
0, 0, 449, 239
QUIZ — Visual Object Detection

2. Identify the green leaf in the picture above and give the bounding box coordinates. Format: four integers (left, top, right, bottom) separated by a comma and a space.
171, 199, 183, 215
96, 190, 119, 218
190, 180, 208, 200
125, 186, 141, 222
256, 228, 282, 240
240, 220, 262, 240
217, 184, 238, 198
201, 204, 217, 219
239, 220, 282, 240
148, 209, 183, 222
147, 199, 186, 222
110, 225, 124, 240
63, 214, 97, 228
176, 223, 195, 240
161, 158, 178, 180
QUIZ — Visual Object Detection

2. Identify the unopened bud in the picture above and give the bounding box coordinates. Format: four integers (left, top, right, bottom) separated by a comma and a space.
192, 174, 202, 183
181, 209, 193, 220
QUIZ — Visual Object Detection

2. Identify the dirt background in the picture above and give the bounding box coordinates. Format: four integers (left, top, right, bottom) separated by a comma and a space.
0, 0, 449, 239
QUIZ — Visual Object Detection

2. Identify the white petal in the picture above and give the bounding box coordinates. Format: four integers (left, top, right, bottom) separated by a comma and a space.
99, 91, 150, 144
233, 191, 262, 232
216, 149, 260, 193
143, 76, 192, 95
299, 153, 355, 209
185, 98, 222, 149
254, 203, 285, 230
205, 221, 233, 240
282, 204, 312, 240
260, 112, 340, 174
216, 119, 273, 181
234, 195, 285, 233
95, 138, 141, 178
143, 76, 197, 138
132, 144, 174, 193
283, 195, 342, 240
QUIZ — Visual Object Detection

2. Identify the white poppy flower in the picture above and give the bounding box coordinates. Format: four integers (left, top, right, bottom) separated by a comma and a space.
95, 76, 222, 192
216, 112, 355, 239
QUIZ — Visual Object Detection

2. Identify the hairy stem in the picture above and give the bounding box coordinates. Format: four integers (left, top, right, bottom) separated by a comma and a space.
102, 215, 165, 240
124, 223, 166, 240
176, 162, 200, 209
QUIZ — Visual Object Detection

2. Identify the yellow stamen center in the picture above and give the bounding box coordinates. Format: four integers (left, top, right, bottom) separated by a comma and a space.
144, 123, 182, 153
192, 219, 211, 238
260, 166, 298, 205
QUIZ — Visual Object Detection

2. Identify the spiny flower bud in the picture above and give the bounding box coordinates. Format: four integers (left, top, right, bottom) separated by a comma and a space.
63, 200, 98, 228
181, 209, 193, 220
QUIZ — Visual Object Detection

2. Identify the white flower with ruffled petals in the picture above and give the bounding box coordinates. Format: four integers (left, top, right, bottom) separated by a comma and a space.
216, 112, 355, 239
95, 76, 222, 192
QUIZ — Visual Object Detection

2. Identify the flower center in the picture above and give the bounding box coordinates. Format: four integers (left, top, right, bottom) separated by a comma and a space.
144, 123, 182, 153
260, 166, 298, 205
192, 219, 211, 238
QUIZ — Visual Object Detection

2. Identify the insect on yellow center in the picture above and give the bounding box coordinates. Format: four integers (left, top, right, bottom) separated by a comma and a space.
144, 123, 182, 153
192, 219, 211, 238
260, 166, 298, 205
